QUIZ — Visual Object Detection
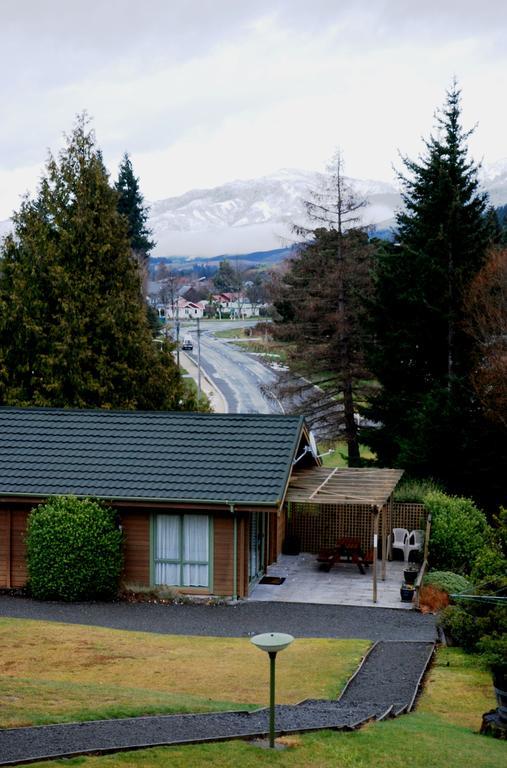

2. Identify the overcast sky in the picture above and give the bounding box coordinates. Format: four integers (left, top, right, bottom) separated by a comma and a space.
1, 0, 505, 219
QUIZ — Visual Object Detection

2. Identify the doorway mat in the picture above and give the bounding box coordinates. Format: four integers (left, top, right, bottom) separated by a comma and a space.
259, 577, 286, 585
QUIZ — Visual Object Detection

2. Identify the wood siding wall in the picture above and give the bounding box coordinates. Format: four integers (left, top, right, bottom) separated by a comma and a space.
277, 510, 286, 557
213, 515, 234, 596
0, 508, 29, 588
120, 511, 150, 586
0, 504, 277, 598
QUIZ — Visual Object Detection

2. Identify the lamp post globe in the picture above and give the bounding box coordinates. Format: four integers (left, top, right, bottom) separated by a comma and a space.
251, 632, 294, 748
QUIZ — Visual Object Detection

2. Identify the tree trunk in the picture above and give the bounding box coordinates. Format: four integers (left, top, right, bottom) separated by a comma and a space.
448, 242, 454, 387
343, 376, 361, 466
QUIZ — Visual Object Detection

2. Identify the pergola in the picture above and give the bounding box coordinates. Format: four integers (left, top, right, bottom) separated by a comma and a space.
285, 466, 405, 602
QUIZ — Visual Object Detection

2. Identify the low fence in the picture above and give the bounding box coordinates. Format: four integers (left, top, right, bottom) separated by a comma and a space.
286, 501, 427, 555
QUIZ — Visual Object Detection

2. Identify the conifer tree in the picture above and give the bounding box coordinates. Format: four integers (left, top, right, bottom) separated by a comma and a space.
115, 152, 154, 264
272, 152, 374, 464
0, 115, 194, 411
212, 259, 242, 292
365, 83, 502, 504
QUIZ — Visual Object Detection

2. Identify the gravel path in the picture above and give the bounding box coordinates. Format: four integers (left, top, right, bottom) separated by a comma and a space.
0, 641, 434, 765
0, 596, 436, 641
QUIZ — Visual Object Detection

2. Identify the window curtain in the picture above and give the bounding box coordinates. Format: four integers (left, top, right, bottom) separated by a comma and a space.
155, 515, 180, 586
155, 514, 209, 588
182, 515, 209, 587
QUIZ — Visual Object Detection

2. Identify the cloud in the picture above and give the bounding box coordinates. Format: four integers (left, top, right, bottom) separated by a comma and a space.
0, 1, 506, 218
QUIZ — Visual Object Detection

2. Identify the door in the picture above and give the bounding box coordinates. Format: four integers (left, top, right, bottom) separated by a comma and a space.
249, 512, 265, 583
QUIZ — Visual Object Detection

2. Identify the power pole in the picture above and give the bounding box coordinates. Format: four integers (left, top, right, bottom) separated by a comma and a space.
197, 316, 202, 401
175, 300, 180, 369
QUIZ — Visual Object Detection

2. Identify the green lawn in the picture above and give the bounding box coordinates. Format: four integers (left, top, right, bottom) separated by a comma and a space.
22, 647, 503, 768
319, 440, 376, 467
179, 366, 210, 410
213, 326, 292, 362
0, 618, 367, 728
213, 327, 251, 339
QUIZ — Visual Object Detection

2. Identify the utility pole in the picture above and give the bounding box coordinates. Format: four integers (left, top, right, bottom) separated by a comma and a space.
197, 316, 202, 401
175, 300, 180, 369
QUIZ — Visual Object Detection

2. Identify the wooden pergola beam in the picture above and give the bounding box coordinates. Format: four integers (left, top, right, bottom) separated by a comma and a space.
286, 467, 404, 510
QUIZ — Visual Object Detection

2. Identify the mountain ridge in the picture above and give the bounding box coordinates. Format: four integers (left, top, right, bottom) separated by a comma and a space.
1, 161, 506, 258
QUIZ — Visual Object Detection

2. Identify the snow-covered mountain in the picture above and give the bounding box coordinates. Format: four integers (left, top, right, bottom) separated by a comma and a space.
479, 158, 507, 206
1, 161, 506, 257
149, 168, 401, 256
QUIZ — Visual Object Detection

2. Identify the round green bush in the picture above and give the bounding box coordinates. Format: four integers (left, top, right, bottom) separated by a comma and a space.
425, 491, 490, 574
423, 570, 470, 595
26, 496, 123, 601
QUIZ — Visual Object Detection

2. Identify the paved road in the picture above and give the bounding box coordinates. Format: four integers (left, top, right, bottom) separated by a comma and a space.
0, 596, 437, 642
183, 320, 282, 414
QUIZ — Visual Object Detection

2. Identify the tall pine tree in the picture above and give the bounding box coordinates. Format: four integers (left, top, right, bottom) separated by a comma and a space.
365, 83, 504, 506
115, 152, 154, 267
0, 115, 194, 411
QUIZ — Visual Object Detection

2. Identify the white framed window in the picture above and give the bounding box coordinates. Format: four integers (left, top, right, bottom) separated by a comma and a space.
154, 514, 210, 588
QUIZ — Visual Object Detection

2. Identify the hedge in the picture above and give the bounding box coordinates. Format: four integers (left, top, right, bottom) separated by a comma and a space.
26, 495, 123, 601
425, 491, 490, 574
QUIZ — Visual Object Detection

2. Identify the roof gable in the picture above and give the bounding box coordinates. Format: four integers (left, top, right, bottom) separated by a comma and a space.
0, 408, 307, 506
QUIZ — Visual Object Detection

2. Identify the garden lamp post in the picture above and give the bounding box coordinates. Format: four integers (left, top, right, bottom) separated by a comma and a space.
250, 632, 294, 748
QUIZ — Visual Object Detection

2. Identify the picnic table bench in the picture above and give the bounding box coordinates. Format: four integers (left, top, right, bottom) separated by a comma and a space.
317, 537, 373, 575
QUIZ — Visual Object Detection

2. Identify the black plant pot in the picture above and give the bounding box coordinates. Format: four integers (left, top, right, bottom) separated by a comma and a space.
400, 583, 415, 603
403, 568, 418, 585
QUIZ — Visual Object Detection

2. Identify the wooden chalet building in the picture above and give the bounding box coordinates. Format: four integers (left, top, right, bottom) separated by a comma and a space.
0, 408, 318, 598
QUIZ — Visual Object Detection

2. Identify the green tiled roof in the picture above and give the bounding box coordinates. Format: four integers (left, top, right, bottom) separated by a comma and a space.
0, 408, 306, 506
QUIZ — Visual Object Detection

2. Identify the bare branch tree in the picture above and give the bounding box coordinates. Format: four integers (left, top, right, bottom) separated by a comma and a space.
271, 151, 373, 465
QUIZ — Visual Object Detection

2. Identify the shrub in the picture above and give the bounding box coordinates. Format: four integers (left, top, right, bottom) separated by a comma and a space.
418, 585, 449, 613
393, 477, 443, 503
478, 635, 507, 687
26, 495, 123, 601
495, 507, 507, 555
439, 605, 482, 651
440, 589, 507, 651
425, 491, 490, 573
471, 545, 507, 584
424, 570, 470, 595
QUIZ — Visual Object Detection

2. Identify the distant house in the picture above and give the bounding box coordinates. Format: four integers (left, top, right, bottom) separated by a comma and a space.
211, 292, 263, 318
0, 408, 317, 598
165, 298, 204, 320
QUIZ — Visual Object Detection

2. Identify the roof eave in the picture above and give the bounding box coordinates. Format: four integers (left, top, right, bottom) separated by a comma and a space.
0, 491, 279, 508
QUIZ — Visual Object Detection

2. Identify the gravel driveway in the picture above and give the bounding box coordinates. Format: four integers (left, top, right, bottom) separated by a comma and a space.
0, 595, 436, 641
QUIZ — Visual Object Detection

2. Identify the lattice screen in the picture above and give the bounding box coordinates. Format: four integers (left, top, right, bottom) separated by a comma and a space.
391, 503, 426, 532
287, 503, 374, 554
286, 501, 426, 554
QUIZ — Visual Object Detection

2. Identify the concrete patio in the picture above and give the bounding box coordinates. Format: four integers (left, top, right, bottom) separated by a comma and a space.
249, 553, 413, 609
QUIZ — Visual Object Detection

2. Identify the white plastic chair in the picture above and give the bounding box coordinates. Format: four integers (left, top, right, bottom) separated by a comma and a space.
405, 529, 424, 561
391, 528, 409, 561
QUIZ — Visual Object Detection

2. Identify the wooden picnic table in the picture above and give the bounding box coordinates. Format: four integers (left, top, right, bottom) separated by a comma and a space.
317, 537, 370, 575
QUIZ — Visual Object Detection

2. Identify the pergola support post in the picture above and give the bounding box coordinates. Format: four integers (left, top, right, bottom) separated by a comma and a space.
372, 505, 379, 603
381, 504, 387, 581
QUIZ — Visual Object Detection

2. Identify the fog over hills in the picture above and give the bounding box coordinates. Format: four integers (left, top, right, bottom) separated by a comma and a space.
149, 168, 401, 256
1, 161, 506, 258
